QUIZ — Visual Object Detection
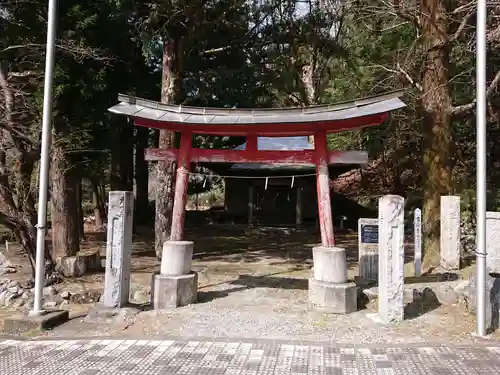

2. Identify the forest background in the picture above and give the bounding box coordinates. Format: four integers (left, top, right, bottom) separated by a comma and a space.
1, 0, 499, 278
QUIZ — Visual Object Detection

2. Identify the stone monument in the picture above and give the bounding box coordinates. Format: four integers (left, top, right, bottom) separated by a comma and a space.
358, 218, 379, 282
152, 241, 198, 308
378, 195, 405, 323
308, 246, 357, 314
487, 211, 500, 274
440, 196, 461, 270
414, 208, 422, 277
103, 191, 133, 308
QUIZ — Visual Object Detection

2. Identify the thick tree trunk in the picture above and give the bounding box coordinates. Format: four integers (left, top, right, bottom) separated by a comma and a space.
419, 0, 454, 271
135, 126, 150, 225
50, 144, 80, 259
154, 37, 184, 258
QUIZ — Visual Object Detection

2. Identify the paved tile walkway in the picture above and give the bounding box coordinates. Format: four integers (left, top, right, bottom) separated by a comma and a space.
0, 338, 499, 374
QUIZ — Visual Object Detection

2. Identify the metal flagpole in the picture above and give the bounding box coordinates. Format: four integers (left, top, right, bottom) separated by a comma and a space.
476, 0, 487, 337
30, 0, 58, 317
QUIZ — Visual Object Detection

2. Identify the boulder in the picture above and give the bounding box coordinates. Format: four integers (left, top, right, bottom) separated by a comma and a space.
0, 252, 16, 275
0, 290, 8, 306
58, 256, 86, 277
7, 280, 20, 288
70, 290, 101, 304
4, 288, 22, 306
43, 286, 58, 298
44, 301, 58, 309
60, 291, 71, 300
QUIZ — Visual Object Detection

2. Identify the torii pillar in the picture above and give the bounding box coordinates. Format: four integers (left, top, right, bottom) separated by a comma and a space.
314, 130, 335, 247
153, 130, 198, 310
308, 130, 357, 314
170, 131, 192, 241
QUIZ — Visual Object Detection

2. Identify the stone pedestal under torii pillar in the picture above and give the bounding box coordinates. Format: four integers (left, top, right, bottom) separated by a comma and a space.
308, 246, 357, 314
152, 241, 198, 309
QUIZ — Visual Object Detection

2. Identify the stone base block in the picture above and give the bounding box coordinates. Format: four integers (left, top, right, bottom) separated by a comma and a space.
4, 310, 69, 334
308, 277, 357, 314
152, 272, 198, 309
57, 250, 103, 277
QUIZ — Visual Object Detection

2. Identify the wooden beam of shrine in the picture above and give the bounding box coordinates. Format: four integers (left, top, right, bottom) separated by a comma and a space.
145, 148, 368, 165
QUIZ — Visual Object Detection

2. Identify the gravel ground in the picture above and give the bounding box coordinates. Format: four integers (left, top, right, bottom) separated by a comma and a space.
3, 226, 492, 344
40, 263, 497, 345
124, 277, 482, 344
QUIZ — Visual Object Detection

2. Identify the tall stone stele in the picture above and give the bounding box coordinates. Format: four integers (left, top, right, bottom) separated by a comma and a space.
103, 191, 134, 308
151, 241, 198, 309
378, 195, 405, 324
440, 196, 461, 270
486, 211, 500, 274
308, 246, 357, 314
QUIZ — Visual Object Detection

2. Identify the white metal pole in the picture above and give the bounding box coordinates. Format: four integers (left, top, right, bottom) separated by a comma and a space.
30, 0, 58, 317
476, 0, 487, 337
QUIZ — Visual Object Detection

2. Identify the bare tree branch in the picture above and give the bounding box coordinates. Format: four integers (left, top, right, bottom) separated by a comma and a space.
452, 69, 500, 115
2, 41, 112, 62
450, 11, 474, 42
369, 63, 422, 92
379, 0, 420, 26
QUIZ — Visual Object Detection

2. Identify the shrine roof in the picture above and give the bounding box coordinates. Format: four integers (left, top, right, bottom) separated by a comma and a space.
108, 90, 406, 133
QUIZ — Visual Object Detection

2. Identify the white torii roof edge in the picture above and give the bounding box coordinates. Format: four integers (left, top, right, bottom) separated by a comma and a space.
108, 90, 406, 125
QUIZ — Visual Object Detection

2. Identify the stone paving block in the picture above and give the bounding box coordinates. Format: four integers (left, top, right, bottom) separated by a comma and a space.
0, 338, 500, 374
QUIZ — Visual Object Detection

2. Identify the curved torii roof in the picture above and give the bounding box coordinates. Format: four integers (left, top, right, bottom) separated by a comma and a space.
108, 90, 406, 136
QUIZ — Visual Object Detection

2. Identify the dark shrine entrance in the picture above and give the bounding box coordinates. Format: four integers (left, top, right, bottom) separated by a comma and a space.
109, 90, 405, 247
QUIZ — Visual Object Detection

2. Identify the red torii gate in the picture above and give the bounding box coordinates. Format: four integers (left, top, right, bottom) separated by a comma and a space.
109, 91, 405, 246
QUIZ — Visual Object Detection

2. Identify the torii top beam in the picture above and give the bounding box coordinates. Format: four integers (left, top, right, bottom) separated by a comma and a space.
108, 90, 406, 136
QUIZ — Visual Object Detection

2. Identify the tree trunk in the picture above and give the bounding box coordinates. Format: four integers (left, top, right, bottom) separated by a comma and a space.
76, 177, 84, 240
50, 144, 80, 259
110, 117, 134, 192
91, 179, 106, 229
135, 126, 150, 225
154, 37, 184, 258
419, 0, 454, 271
16, 221, 36, 277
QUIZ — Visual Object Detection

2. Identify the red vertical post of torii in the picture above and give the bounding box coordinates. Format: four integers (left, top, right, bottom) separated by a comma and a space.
314, 130, 335, 247
170, 131, 192, 241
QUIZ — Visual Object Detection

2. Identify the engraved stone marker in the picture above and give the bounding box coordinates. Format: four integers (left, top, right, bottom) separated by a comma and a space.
440, 196, 461, 270
104, 191, 133, 308
378, 195, 405, 323
358, 218, 379, 281
414, 208, 422, 277
486, 211, 500, 273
